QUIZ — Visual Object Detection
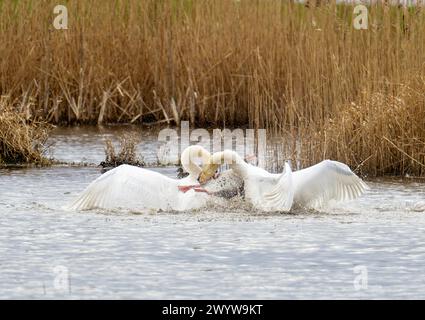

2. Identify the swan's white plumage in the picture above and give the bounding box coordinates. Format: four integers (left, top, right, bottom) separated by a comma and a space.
68, 145, 216, 211
70, 144, 369, 212
244, 163, 294, 212
200, 151, 369, 212
292, 160, 369, 209
205, 151, 294, 212
69, 165, 209, 211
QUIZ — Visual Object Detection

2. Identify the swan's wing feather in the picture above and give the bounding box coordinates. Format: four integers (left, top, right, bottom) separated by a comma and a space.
245, 163, 294, 212
68, 165, 177, 210
262, 163, 294, 211
293, 160, 369, 208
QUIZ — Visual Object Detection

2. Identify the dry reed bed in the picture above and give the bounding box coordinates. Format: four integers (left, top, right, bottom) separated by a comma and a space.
102, 136, 145, 169
301, 82, 425, 177
0, 1, 424, 174
0, 97, 50, 165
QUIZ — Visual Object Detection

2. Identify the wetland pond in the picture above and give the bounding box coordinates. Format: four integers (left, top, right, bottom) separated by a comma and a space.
1, 126, 425, 299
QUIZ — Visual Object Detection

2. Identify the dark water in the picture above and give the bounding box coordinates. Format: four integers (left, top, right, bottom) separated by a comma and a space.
0, 126, 424, 299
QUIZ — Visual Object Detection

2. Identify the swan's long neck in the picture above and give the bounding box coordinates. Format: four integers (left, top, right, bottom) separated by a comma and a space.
180, 145, 211, 179
210, 150, 248, 178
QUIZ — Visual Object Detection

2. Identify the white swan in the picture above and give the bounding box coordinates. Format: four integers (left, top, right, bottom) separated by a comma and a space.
69, 145, 237, 211
199, 150, 369, 212
200, 150, 294, 212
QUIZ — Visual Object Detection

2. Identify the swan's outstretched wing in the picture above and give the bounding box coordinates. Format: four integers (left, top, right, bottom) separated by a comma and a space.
68, 165, 183, 211
292, 160, 369, 209
244, 163, 294, 212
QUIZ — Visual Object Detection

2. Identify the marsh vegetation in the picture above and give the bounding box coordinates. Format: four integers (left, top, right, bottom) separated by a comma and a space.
0, 1, 423, 175
0, 98, 50, 165
102, 136, 145, 169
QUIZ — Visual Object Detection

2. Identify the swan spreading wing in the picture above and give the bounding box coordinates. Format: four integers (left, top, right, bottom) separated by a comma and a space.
68, 165, 209, 211
199, 151, 294, 212
199, 151, 369, 212
292, 160, 369, 209
70, 145, 368, 212
244, 163, 294, 212
68, 145, 217, 211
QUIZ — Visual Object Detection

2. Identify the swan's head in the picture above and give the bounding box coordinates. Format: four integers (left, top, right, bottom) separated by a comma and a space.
198, 150, 241, 183
198, 162, 220, 184
180, 145, 211, 179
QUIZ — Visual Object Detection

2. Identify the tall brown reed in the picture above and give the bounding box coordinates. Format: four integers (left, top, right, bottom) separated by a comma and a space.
0, 1, 424, 175
301, 79, 425, 177
0, 97, 50, 165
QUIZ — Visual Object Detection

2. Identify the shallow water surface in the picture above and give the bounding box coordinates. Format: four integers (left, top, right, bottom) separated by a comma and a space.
0, 127, 424, 299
